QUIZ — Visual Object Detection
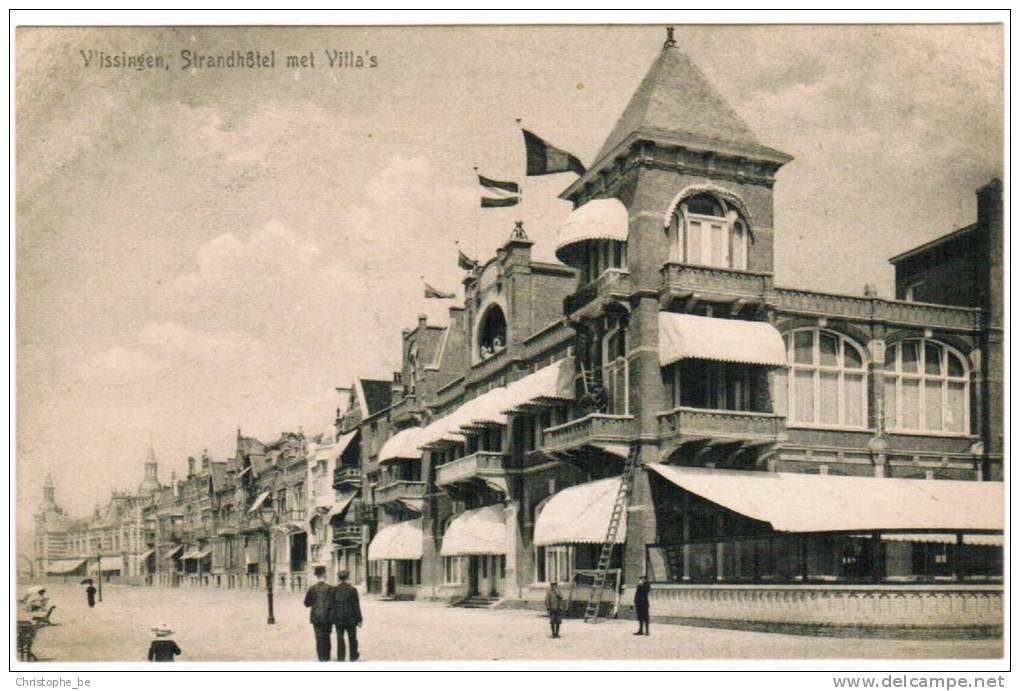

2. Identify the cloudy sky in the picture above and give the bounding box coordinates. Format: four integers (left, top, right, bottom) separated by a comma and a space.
16, 24, 1002, 528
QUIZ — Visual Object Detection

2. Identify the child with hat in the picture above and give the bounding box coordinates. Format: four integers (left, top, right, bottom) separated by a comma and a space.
147, 624, 182, 662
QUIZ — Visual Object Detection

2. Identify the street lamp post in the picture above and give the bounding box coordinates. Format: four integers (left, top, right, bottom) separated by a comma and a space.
96, 554, 103, 602
264, 521, 275, 625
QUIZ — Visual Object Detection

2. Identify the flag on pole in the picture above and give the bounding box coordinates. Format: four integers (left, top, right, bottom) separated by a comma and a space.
478, 173, 520, 208
522, 129, 586, 176
457, 248, 479, 272
424, 282, 456, 299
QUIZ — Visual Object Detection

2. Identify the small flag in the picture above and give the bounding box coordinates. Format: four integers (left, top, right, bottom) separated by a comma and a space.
457, 249, 479, 272
522, 129, 586, 176
424, 282, 456, 299
478, 173, 520, 208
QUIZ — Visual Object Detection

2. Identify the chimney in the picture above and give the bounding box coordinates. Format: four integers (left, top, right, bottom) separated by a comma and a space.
201, 450, 210, 472
187, 456, 196, 477
417, 314, 427, 329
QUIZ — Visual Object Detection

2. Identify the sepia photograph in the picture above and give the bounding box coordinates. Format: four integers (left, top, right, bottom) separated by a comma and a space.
11, 14, 1007, 675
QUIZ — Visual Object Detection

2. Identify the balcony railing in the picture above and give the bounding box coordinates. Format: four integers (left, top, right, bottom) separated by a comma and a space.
565, 269, 632, 316
540, 413, 636, 455
374, 479, 426, 507
355, 503, 378, 525
660, 263, 770, 305
435, 451, 507, 489
281, 508, 307, 523
775, 288, 982, 331
332, 524, 363, 544
333, 466, 362, 487
657, 406, 786, 446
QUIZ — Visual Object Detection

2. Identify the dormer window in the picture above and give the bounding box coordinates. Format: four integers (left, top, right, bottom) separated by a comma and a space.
669, 192, 750, 271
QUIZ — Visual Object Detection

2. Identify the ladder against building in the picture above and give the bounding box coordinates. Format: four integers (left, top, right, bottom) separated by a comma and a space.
583, 443, 639, 623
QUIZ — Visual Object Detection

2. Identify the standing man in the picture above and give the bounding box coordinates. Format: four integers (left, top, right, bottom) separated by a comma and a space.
331, 569, 362, 661
303, 565, 333, 662
545, 582, 565, 639
85, 581, 97, 608
633, 575, 651, 636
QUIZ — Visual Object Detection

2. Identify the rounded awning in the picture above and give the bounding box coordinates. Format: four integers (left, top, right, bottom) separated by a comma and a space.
534, 477, 626, 547
440, 505, 508, 556
379, 427, 424, 463
555, 198, 629, 263
368, 518, 423, 561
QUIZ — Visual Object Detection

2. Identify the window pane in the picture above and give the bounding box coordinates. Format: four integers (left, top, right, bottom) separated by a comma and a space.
845, 374, 864, 427
901, 379, 920, 429
731, 224, 746, 271
844, 342, 863, 369
819, 333, 838, 367
924, 380, 943, 431
794, 370, 815, 423
885, 344, 897, 368
688, 194, 723, 216
794, 331, 814, 364
710, 224, 725, 267
901, 342, 919, 373
819, 371, 839, 424
947, 382, 966, 433
947, 352, 965, 378
925, 343, 943, 376
687, 221, 702, 264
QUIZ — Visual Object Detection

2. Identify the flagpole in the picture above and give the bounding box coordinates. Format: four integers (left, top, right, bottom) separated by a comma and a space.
472, 165, 480, 260
515, 118, 525, 233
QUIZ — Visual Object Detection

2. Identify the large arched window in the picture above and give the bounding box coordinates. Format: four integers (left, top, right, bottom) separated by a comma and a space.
669, 193, 750, 270
884, 340, 969, 434
786, 329, 868, 429
602, 327, 628, 415
477, 304, 507, 360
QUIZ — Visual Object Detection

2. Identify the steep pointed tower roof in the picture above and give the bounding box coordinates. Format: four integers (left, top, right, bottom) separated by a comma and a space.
565, 28, 790, 200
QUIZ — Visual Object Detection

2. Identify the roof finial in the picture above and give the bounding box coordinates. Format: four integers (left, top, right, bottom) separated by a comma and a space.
663, 26, 677, 50
511, 220, 528, 241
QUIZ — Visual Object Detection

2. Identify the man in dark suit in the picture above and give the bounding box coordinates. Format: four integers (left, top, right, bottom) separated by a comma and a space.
303, 565, 333, 661
633, 575, 651, 636
331, 569, 363, 661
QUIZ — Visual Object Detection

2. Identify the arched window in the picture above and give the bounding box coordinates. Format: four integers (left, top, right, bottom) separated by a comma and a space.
477, 304, 507, 360
670, 193, 750, 270
786, 329, 868, 429
602, 327, 628, 415
884, 340, 968, 434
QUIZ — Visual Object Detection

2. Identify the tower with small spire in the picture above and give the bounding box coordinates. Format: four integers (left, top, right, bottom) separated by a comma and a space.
137, 438, 161, 497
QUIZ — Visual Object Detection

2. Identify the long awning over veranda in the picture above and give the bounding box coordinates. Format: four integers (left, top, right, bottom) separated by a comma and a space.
45, 558, 86, 575
646, 463, 1003, 534
658, 312, 786, 367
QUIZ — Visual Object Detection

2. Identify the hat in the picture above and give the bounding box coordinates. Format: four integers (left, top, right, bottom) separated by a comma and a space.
337, 569, 350, 580
313, 564, 327, 576
151, 624, 174, 637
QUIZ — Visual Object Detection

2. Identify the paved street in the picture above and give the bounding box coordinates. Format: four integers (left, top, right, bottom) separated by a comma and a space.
25, 584, 1002, 663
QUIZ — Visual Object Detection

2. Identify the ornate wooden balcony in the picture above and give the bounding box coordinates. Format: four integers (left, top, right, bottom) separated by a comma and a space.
660, 263, 771, 309
435, 451, 508, 494
658, 406, 786, 456
374, 480, 426, 513
331, 524, 363, 545
564, 269, 633, 317
775, 288, 981, 332
333, 465, 362, 488
540, 413, 636, 458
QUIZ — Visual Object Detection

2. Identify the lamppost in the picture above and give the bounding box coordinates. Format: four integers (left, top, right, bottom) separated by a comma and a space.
248, 497, 278, 625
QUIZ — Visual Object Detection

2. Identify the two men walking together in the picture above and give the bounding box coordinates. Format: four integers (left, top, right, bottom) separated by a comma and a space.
305, 565, 363, 662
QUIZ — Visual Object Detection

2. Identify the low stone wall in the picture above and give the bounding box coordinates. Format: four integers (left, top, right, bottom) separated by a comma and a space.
503, 583, 1002, 637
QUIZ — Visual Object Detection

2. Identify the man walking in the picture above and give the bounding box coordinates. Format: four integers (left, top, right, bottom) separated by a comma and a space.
303, 565, 333, 662
331, 569, 362, 661
633, 575, 651, 636
545, 582, 565, 638
85, 581, 97, 608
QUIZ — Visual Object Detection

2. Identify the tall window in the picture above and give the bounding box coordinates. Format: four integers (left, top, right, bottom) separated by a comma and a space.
786, 329, 868, 429
602, 327, 628, 415
534, 545, 574, 584
884, 340, 968, 434
477, 304, 507, 360
671, 193, 750, 270
580, 240, 627, 285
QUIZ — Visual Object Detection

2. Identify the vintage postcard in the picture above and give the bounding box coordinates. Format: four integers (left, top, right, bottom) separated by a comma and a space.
13, 19, 1006, 673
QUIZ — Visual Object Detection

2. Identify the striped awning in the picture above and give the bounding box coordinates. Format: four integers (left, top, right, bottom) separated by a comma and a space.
248, 491, 271, 514
45, 558, 86, 574
368, 519, 423, 561
659, 312, 786, 367
555, 198, 629, 262
534, 477, 625, 547
326, 491, 359, 521
163, 545, 184, 560
440, 505, 508, 556
379, 427, 424, 462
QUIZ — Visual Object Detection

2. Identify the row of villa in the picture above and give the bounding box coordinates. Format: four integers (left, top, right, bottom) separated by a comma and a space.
33, 34, 1004, 634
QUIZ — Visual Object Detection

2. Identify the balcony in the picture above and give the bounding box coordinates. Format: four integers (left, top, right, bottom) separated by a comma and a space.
435, 451, 508, 494
333, 466, 362, 488
775, 288, 981, 332
565, 269, 633, 317
660, 263, 770, 309
540, 413, 636, 457
331, 524, 363, 545
355, 503, 378, 525
657, 406, 786, 457
374, 480, 426, 513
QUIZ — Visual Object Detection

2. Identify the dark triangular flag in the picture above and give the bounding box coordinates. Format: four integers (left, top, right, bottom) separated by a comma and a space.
457, 249, 478, 271
522, 129, 586, 176
424, 282, 456, 299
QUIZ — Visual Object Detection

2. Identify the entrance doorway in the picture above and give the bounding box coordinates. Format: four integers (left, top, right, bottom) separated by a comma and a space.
468, 555, 504, 597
